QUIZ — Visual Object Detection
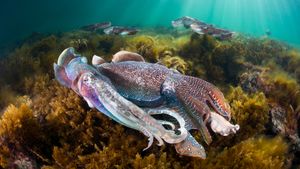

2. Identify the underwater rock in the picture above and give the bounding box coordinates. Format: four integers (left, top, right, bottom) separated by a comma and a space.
12, 152, 38, 169
239, 71, 265, 93
269, 104, 300, 151
270, 104, 287, 134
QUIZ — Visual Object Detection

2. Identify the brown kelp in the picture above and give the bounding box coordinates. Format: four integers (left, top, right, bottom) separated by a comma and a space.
0, 28, 300, 168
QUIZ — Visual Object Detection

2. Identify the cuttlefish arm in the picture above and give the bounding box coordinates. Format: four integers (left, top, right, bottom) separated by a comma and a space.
78, 72, 188, 150
54, 63, 72, 88
162, 75, 213, 145
146, 108, 206, 159
210, 111, 239, 136
175, 132, 206, 159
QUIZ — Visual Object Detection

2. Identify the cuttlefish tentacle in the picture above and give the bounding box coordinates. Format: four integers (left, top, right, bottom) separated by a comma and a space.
184, 95, 212, 144
147, 109, 187, 134
54, 63, 72, 88
137, 123, 164, 150
78, 72, 188, 149
155, 120, 176, 130
210, 112, 240, 136
162, 74, 212, 145
174, 132, 206, 159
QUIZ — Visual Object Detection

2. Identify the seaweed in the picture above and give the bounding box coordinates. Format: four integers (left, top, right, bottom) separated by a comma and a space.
0, 28, 300, 168
161, 55, 190, 74
262, 70, 300, 109
193, 136, 288, 169
179, 34, 244, 84
226, 86, 270, 142
125, 35, 158, 62
0, 103, 47, 168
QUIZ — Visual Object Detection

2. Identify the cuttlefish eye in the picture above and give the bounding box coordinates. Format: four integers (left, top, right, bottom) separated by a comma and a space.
208, 90, 231, 120
77, 73, 95, 95
82, 73, 94, 84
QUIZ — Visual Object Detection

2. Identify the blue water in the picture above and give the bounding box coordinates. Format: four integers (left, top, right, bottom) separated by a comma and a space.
1, 0, 300, 48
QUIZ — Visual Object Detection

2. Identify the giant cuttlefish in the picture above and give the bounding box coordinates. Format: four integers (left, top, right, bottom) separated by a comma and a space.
54, 48, 239, 158
172, 16, 234, 40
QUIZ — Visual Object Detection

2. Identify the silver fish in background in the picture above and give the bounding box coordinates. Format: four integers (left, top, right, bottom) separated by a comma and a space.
104, 26, 138, 35
81, 22, 111, 31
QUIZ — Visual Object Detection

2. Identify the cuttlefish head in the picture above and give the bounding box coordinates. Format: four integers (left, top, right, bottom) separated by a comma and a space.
53, 47, 88, 88
207, 87, 231, 121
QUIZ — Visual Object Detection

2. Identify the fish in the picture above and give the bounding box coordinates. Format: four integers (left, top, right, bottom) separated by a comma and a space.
81, 22, 111, 31
265, 29, 271, 36
103, 26, 138, 35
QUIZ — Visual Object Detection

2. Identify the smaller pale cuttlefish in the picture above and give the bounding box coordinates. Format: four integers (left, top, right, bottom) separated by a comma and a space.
54, 48, 239, 158
54, 48, 188, 150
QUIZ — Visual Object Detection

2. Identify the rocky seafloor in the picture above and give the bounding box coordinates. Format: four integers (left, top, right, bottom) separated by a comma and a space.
0, 28, 299, 169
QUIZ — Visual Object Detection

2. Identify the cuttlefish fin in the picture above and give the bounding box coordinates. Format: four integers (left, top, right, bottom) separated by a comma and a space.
112, 50, 145, 62
92, 55, 106, 66
175, 132, 206, 159
53, 63, 72, 88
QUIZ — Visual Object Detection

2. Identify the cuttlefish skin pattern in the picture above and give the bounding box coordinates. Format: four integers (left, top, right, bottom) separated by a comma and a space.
54, 47, 239, 159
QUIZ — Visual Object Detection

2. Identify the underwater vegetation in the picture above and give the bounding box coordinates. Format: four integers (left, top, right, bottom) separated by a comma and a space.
193, 136, 288, 169
0, 27, 300, 168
